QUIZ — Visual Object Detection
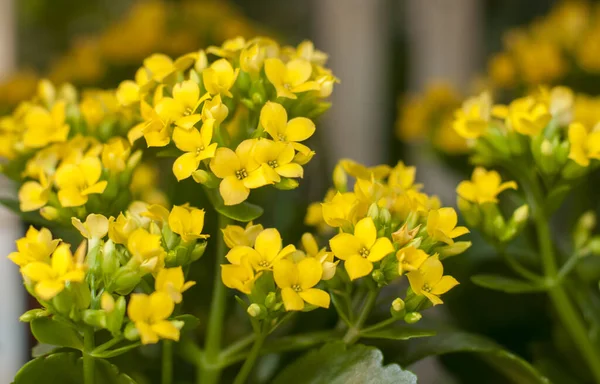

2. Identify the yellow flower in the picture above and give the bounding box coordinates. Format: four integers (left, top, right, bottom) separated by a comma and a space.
172, 119, 218, 181
202, 59, 239, 98
488, 53, 516, 88
264, 57, 319, 99
222, 222, 264, 248
321, 192, 359, 228
72, 214, 109, 240
128, 291, 179, 345
209, 139, 271, 206
116, 80, 140, 106
253, 139, 303, 183
388, 161, 420, 192
427, 208, 469, 245
19, 173, 50, 212
407, 254, 459, 305
225, 228, 296, 272
108, 213, 138, 245
102, 138, 131, 172
453, 92, 492, 139
289, 40, 328, 65
127, 228, 165, 273
260, 102, 315, 155
221, 258, 255, 294
339, 159, 391, 180
155, 267, 195, 303
23, 101, 70, 149
202, 94, 228, 125
504, 96, 552, 136
168, 205, 209, 243
301, 233, 337, 280
55, 157, 108, 207
8, 227, 59, 267
396, 246, 428, 275
154, 80, 210, 130
329, 217, 395, 280
206, 37, 247, 59
273, 257, 330, 311
568, 122, 600, 167
456, 167, 517, 204
20, 243, 86, 301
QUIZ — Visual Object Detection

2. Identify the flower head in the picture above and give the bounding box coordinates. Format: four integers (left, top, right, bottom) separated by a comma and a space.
202, 59, 239, 98
456, 167, 517, 204
168, 205, 209, 243
225, 228, 295, 272
407, 254, 459, 305
568, 122, 600, 166
273, 257, 330, 311
253, 139, 303, 183
8, 227, 59, 267
155, 267, 195, 303
127, 291, 179, 345
265, 57, 319, 99
55, 156, 107, 207
453, 92, 492, 139
427, 208, 469, 245
222, 222, 264, 248
172, 119, 217, 181
259, 102, 315, 155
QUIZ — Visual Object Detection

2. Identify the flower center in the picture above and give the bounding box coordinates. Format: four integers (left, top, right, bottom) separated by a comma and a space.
235, 168, 248, 180
292, 284, 302, 292
422, 283, 432, 293
268, 160, 279, 168
196, 145, 205, 154
284, 83, 293, 90
258, 260, 269, 268
359, 247, 370, 258
184, 106, 194, 116
277, 133, 286, 141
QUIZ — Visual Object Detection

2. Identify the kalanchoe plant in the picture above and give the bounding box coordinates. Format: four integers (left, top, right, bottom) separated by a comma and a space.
453, 85, 600, 382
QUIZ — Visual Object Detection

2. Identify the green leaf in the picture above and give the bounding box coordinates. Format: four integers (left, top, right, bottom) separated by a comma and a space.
360, 326, 435, 341
13, 352, 137, 384
174, 314, 200, 332
397, 331, 549, 384
203, 186, 263, 222
31, 318, 84, 351
272, 342, 416, 384
471, 274, 546, 294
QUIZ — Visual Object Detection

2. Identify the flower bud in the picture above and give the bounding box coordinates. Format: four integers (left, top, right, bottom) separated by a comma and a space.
437, 241, 472, 260
574, 211, 597, 249
321, 260, 338, 281
367, 203, 380, 222
392, 224, 420, 248
379, 208, 392, 225
265, 292, 277, 309
371, 269, 386, 285
19, 309, 49, 322
107, 296, 126, 336
38, 79, 56, 105
457, 197, 481, 228
391, 298, 405, 314
40, 207, 60, 221
333, 164, 347, 192
192, 170, 220, 188
83, 309, 107, 328
195, 50, 208, 72
588, 237, 600, 255
71, 282, 92, 309
124, 322, 139, 341
113, 268, 142, 295
404, 312, 422, 324
247, 303, 266, 319
190, 241, 208, 262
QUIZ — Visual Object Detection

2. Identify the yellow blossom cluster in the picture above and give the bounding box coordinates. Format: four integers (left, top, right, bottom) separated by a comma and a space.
117, 37, 337, 206
10, 201, 208, 345
395, 83, 469, 154
0, 0, 262, 108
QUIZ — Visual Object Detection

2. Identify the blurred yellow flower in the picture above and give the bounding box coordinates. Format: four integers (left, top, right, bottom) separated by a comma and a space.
168, 205, 209, 243
8, 227, 59, 267
55, 157, 107, 207
222, 222, 264, 248
128, 291, 179, 345
427, 208, 469, 245
202, 59, 239, 98
568, 122, 600, 166
456, 167, 517, 204
155, 266, 196, 303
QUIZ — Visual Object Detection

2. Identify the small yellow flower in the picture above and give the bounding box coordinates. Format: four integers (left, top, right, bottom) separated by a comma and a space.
222, 222, 264, 248
127, 291, 180, 345
172, 119, 218, 181
339, 159, 391, 180
388, 161, 420, 192
72, 214, 109, 240
202, 59, 239, 98
221, 258, 255, 294
289, 40, 328, 65
209, 139, 271, 206
20, 243, 86, 301
127, 228, 165, 273
264, 57, 319, 99
329, 217, 395, 280
453, 92, 492, 139
456, 167, 517, 204
155, 266, 196, 303
427, 208, 469, 245
102, 137, 131, 172
168, 205, 209, 243
116, 80, 140, 106
504, 96, 552, 136
301, 233, 337, 280
19, 173, 50, 212
225, 228, 296, 272
407, 254, 459, 305
154, 80, 210, 130
568, 122, 600, 166
8, 227, 59, 267
396, 246, 428, 275
274, 257, 330, 311
202, 95, 228, 125
23, 101, 70, 149
108, 213, 139, 245
55, 156, 108, 207
253, 139, 303, 183
259, 102, 315, 155
206, 37, 247, 59
321, 192, 359, 229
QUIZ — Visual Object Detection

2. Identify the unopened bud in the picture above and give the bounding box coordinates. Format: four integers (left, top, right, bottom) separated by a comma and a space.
404, 312, 422, 324
40, 207, 60, 221
124, 322, 139, 341
392, 224, 420, 248
195, 50, 208, 72
101, 293, 115, 313
588, 237, 600, 255
265, 292, 277, 309
371, 269, 386, 285
367, 203, 380, 222
392, 298, 405, 313
513, 204, 529, 224
379, 208, 392, 225
192, 170, 220, 188
321, 261, 338, 281
247, 303, 262, 318
38, 79, 56, 105
190, 241, 208, 262
541, 139, 553, 156
83, 309, 107, 328
437, 241, 472, 260
19, 309, 49, 322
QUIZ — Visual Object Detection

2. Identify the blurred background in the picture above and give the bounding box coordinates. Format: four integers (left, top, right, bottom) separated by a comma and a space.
0, 0, 581, 382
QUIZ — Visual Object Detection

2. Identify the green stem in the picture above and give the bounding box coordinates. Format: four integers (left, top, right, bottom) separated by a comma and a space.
343, 288, 378, 345
360, 317, 398, 335
233, 327, 267, 384
198, 213, 231, 384
83, 327, 95, 384
519, 170, 600, 382
220, 334, 256, 361
162, 340, 173, 384
91, 336, 124, 355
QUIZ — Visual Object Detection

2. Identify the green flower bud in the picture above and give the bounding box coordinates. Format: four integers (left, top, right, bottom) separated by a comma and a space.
236, 70, 251, 92
113, 268, 142, 295
265, 292, 277, 309
457, 197, 481, 228
52, 290, 74, 316
588, 237, 600, 256
19, 309, 50, 322
70, 282, 91, 309
124, 322, 139, 341
107, 296, 126, 336
192, 170, 220, 188
437, 241, 472, 260
371, 269, 386, 285
247, 303, 265, 319
274, 178, 300, 190
83, 309, 107, 328
391, 298, 405, 316
404, 312, 422, 324
574, 211, 596, 250
500, 205, 529, 243
190, 241, 208, 262
367, 203, 380, 222
379, 208, 392, 225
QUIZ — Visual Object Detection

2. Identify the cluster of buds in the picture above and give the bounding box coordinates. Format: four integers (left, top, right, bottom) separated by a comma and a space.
303, 159, 471, 321
11, 201, 208, 346
116, 36, 337, 206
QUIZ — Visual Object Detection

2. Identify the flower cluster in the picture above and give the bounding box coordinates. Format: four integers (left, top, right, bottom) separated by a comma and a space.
118, 37, 337, 205
395, 82, 468, 154
11, 201, 208, 346
0, 0, 262, 109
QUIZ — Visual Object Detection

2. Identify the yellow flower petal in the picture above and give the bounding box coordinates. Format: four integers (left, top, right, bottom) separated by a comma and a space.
219, 176, 249, 206
285, 118, 315, 142
297, 257, 322, 289
299, 288, 330, 308
152, 320, 180, 341
274, 258, 297, 288
136, 322, 159, 345
354, 217, 377, 249
367, 238, 394, 262
149, 291, 175, 323
173, 152, 200, 181
344, 254, 373, 281
34, 280, 65, 301
281, 287, 304, 311
255, 228, 282, 262
210, 148, 240, 178
432, 275, 460, 295
329, 233, 361, 260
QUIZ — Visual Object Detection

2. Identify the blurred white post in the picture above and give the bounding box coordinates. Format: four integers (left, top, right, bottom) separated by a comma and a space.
0, 0, 26, 381
312, 0, 389, 169
405, 0, 483, 204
